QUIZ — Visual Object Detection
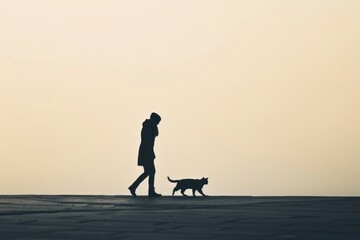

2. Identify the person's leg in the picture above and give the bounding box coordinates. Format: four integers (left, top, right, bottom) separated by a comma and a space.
131, 167, 149, 188
147, 162, 161, 197
147, 163, 155, 190
129, 166, 150, 196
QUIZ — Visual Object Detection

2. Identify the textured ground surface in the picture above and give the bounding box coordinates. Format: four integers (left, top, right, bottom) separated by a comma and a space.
0, 196, 359, 239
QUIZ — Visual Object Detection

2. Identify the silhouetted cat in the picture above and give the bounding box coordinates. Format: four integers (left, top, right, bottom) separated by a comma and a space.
167, 176, 208, 197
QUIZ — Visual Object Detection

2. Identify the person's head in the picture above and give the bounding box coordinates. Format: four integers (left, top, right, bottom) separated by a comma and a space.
150, 112, 161, 125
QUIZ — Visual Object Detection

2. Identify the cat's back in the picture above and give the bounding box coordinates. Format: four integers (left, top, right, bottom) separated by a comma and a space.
178, 178, 200, 186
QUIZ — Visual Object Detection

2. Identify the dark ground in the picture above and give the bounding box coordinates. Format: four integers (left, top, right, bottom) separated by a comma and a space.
0, 196, 359, 239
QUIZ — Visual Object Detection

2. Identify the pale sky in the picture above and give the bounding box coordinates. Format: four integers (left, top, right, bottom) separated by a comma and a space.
1, 0, 359, 196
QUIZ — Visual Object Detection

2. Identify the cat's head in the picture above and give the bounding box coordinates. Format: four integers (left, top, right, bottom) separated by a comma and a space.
202, 177, 209, 185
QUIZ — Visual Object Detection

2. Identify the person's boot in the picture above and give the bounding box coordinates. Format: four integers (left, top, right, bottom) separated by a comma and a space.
148, 187, 161, 197
128, 186, 137, 197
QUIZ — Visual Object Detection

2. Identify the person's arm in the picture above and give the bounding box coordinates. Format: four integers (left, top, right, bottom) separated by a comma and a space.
141, 123, 156, 159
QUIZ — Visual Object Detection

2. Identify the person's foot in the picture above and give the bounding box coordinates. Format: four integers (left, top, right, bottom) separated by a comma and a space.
128, 186, 137, 197
148, 188, 161, 197
149, 192, 161, 197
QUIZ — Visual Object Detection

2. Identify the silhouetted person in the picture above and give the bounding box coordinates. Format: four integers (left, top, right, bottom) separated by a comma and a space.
128, 113, 162, 197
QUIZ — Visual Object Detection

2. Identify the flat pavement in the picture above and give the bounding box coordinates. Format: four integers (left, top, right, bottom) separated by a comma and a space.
0, 195, 359, 239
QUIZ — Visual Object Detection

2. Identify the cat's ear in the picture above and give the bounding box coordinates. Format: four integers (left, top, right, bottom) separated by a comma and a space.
206, 177, 208, 180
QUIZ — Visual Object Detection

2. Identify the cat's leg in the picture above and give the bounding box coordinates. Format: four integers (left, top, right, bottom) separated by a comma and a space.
172, 186, 180, 196
180, 189, 187, 196
198, 189, 207, 197
192, 189, 196, 197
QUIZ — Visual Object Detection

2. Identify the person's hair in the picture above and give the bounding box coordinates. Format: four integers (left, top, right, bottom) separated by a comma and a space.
150, 112, 161, 122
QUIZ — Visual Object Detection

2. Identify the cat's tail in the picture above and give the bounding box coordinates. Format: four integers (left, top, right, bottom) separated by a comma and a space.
167, 176, 178, 183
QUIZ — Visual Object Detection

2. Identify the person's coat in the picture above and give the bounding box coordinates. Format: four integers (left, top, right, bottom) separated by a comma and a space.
137, 119, 158, 166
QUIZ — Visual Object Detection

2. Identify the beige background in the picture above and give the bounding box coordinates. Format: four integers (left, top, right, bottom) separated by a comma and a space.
1, 0, 359, 195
